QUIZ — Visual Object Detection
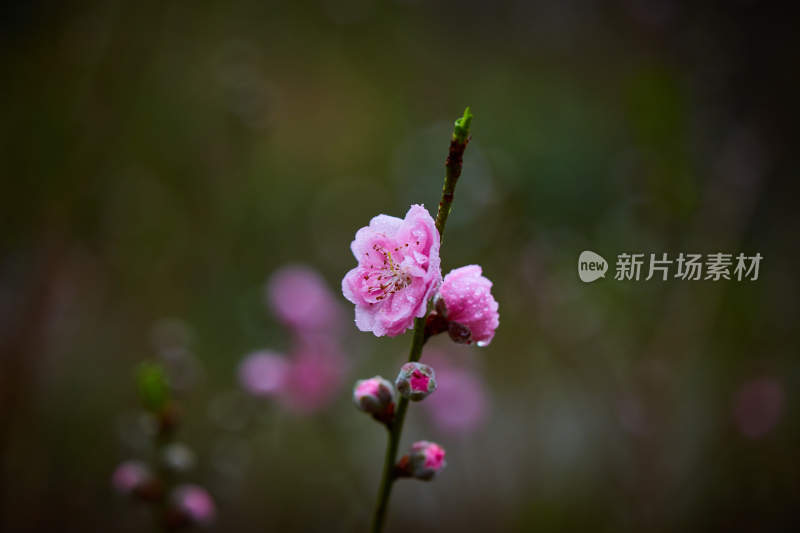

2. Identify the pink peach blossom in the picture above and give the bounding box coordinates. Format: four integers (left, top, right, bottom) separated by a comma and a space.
342, 205, 441, 337
438, 265, 499, 346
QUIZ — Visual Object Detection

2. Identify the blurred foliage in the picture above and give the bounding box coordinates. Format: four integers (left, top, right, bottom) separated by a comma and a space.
136, 362, 169, 413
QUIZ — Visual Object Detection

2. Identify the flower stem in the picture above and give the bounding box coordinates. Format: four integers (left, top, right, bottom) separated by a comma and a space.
370, 318, 424, 532
369, 107, 472, 533
435, 106, 472, 239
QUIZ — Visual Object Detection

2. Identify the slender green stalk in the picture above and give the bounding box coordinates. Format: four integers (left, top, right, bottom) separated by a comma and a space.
435, 106, 472, 238
370, 318, 425, 532
369, 107, 472, 533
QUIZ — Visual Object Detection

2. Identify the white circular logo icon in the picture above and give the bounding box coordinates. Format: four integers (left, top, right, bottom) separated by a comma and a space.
578, 251, 608, 283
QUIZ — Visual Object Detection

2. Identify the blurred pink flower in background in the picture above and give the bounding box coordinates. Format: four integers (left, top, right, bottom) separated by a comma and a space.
438, 265, 499, 346
237, 350, 289, 397
342, 204, 442, 337
171, 484, 216, 526
267, 265, 341, 332
240, 264, 348, 414
422, 350, 488, 434
280, 339, 347, 413
732, 377, 784, 439
111, 460, 151, 494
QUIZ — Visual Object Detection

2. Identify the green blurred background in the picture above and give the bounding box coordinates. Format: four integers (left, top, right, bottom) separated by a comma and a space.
2, 1, 799, 531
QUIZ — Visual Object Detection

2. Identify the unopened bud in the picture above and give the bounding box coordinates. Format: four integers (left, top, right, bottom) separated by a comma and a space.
396, 440, 446, 480
353, 376, 395, 423
395, 362, 437, 401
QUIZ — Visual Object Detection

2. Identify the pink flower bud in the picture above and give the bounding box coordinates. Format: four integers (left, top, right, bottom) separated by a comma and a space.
353, 376, 396, 422
438, 265, 499, 346
170, 484, 216, 526
397, 441, 446, 480
395, 362, 437, 401
111, 460, 151, 495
